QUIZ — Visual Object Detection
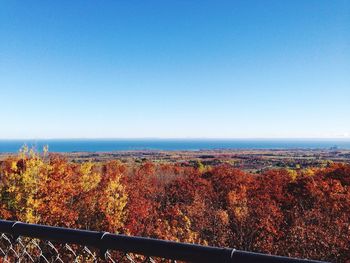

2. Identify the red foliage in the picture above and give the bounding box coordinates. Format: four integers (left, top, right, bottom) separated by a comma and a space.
1, 154, 349, 262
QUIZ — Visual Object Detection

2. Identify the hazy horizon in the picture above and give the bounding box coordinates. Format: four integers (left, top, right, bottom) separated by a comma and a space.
1, 137, 350, 140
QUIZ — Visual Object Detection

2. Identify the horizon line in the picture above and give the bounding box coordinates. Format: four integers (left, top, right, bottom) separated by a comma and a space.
1, 137, 350, 141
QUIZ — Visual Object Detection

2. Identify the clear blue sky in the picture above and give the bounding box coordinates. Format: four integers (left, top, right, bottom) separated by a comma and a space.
1, 0, 349, 139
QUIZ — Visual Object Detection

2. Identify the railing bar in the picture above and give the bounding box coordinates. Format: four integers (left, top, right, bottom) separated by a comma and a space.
0, 220, 327, 263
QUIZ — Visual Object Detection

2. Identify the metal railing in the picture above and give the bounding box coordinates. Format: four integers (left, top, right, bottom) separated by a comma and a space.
0, 220, 326, 263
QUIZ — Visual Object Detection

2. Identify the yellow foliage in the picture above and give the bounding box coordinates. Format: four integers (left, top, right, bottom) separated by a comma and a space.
11, 161, 18, 171
287, 169, 298, 181
4, 148, 47, 223
79, 162, 101, 192
100, 177, 128, 232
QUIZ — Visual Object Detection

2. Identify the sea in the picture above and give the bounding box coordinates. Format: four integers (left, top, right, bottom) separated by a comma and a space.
0, 139, 350, 153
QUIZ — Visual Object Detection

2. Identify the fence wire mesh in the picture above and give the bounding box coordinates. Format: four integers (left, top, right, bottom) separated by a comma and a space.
0, 233, 176, 263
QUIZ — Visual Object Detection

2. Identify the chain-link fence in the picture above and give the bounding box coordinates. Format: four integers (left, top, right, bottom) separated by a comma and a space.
0, 220, 326, 263
0, 233, 165, 262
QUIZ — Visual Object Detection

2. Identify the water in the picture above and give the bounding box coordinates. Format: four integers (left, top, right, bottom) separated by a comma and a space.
0, 139, 350, 153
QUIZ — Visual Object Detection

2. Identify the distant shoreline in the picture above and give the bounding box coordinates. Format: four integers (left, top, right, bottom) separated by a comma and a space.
2, 148, 350, 172
1, 139, 350, 153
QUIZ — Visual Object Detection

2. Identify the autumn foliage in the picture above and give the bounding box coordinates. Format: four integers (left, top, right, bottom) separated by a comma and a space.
0, 148, 349, 262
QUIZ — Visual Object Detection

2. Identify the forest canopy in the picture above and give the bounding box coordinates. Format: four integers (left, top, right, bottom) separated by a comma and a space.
0, 148, 349, 262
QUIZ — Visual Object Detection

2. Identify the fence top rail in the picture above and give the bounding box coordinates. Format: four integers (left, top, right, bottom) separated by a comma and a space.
0, 219, 327, 263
